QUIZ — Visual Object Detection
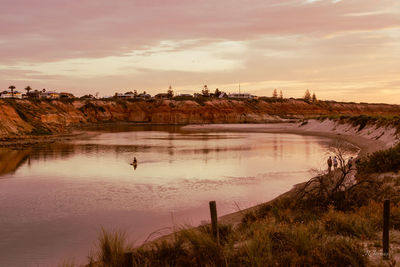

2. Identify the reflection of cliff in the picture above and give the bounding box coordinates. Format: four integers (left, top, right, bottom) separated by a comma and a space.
0, 139, 244, 176
1, 98, 400, 138
0, 149, 31, 176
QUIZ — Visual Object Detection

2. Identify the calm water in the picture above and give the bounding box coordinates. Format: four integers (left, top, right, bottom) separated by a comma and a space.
0, 125, 339, 266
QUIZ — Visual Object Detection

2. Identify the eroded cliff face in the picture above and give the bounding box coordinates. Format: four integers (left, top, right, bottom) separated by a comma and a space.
0, 98, 399, 138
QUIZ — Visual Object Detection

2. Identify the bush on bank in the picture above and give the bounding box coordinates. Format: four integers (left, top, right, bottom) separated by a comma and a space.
357, 143, 400, 174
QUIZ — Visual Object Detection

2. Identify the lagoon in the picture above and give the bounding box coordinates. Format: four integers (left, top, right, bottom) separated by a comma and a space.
0, 124, 337, 266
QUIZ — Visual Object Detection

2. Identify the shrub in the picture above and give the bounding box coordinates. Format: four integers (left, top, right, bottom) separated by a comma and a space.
390, 203, 400, 230
242, 221, 367, 267
292, 209, 321, 224
357, 144, 400, 174
198, 223, 233, 246
256, 203, 272, 219
133, 238, 190, 267
178, 228, 225, 266
323, 208, 376, 238
323, 237, 367, 267
349, 115, 376, 131
355, 201, 382, 229
241, 211, 257, 226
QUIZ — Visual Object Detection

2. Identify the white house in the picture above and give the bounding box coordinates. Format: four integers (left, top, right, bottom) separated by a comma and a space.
116, 93, 135, 99
0, 91, 22, 99
219, 92, 227, 98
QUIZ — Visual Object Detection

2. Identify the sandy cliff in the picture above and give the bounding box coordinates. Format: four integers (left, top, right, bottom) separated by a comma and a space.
0, 98, 400, 138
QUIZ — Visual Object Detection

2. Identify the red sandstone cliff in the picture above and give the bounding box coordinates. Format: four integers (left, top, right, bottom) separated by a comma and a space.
0, 98, 399, 138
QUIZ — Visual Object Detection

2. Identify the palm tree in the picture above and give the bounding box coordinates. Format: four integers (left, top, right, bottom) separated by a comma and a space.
25, 86, 32, 96
8, 85, 15, 98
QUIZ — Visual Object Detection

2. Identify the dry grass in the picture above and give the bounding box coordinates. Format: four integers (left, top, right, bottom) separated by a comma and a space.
90, 228, 132, 267
88, 214, 369, 266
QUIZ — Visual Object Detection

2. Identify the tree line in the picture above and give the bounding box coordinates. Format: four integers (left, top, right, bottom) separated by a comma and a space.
271, 88, 317, 102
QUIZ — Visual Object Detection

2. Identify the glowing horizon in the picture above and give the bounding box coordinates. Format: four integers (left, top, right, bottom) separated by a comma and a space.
1, 0, 399, 103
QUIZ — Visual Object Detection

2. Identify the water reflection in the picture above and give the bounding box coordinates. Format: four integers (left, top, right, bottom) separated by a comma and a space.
81, 123, 184, 133
0, 149, 31, 176
0, 133, 267, 178
0, 126, 342, 266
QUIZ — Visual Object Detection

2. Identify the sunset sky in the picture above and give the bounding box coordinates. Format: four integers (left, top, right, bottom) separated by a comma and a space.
1, 0, 399, 103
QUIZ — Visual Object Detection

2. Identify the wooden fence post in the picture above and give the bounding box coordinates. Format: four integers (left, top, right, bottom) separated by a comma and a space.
383, 199, 390, 260
209, 201, 219, 245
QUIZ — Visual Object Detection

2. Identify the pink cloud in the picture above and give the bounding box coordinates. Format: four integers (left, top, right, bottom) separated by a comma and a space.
0, 0, 399, 63
1, 0, 400, 103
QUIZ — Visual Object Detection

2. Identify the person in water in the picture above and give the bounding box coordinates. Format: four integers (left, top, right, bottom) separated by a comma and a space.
132, 157, 138, 170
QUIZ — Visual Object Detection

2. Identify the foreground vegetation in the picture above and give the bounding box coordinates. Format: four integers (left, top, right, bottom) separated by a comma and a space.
357, 144, 400, 175
65, 143, 400, 267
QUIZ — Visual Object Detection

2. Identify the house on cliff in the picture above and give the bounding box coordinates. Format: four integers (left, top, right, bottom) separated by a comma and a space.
114, 92, 151, 100
0, 90, 22, 99
137, 93, 151, 100
40, 91, 60, 99
27, 90, 41, 98
219, 92, 227, 98
154, 93, 170, 100
115, 93, 135, 99
228, 93, 254, 99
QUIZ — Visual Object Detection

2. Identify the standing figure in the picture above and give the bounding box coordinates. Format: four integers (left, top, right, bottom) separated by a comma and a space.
333, 156, 338, 169
348, 157, 353, 170
327, 156, 333, 173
